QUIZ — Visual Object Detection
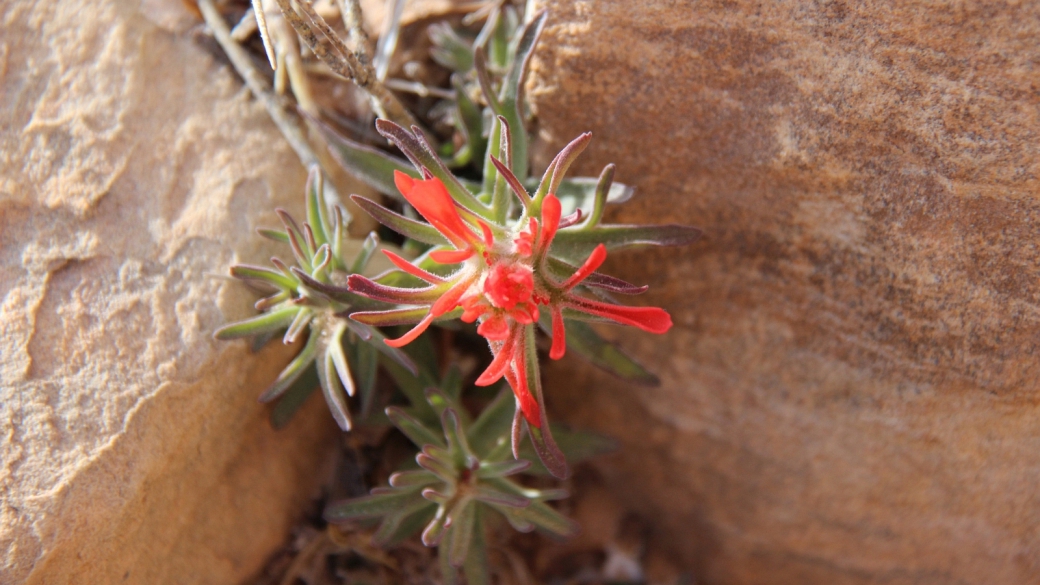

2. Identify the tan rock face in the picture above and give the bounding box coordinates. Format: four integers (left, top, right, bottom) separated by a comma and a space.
528, 2, 1040, 583
1, 1, 338, 583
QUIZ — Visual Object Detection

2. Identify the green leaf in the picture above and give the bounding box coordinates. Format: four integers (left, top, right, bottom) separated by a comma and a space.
442, 409, 478, 469
448, 499, 475, 567
551, 223, 703, 262
472, 485, 529, 508
521, 327, 569, 479
349, 231, 380, 274
498, 10, 546, 179
514, 500, 579, 539
438, 528, 458, 585
258, 329, 320, 402
428, 22, 474, 72
229, 264, 297, 291
546, 256, 648, 295
388, 470, 439, 488
476, 459, 531, 479
551, 173, 634, 219
350, 195, 449, 245
373, 502, 437, 547
270, 364, 320, 429
257, 227, 289, 243
213, 307, 298, 340
452, 75, 486, 167
351, 338, 379, 420
304, 166, 330, 248
325, 489, 424, 521
518, 426, 618, 477
540, 312, 659, 385
466, 388, 515, 459
387, 406, 445, 449
375, 120, 489, 215
533, 132, 591, 207
462, 507, 491, 585
354, 323, 419, 376
317, 344, 352, 431
308, 115, 417, 200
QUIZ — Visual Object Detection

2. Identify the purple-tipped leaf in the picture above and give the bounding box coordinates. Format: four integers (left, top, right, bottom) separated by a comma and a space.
351, 195, 448, 245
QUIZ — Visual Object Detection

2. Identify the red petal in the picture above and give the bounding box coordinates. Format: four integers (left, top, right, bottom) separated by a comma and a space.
561, 244, 607, 290
430, 248, 475, 264
505, 348, 541, 428
549, 305, 566, 360
393, 170, 475, 249
479, 220, 494, 247
476, 313, 510, 340
393, 171, 415, 195
385, 313, 435, 348
538, 194, 562, 255
475, 332, 516, 386
382, 249, 446, 283
565, 296, 673, 334
430, 275, 475, 316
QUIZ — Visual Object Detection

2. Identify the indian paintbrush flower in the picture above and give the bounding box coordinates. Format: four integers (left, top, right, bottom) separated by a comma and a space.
343, 120, 696, 478
305, 10, 700, 478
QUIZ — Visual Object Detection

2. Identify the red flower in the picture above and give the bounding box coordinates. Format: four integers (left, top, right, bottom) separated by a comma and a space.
349, 175, 673, 431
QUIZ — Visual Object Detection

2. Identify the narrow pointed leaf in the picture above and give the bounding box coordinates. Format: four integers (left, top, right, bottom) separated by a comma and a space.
387, 406, 445, 448
472, 485, 530, 508
514, 500, 579, 538
389, 470, 439, 488
305, 166, 330, 247
442, 409, 478, 469
259, 330, 320, 402
375, 119, 489, 214
438, 522, 457, 584
309, 115, 417, 200
229, 264, 297, 290
270, 364, 320, 428
498, 10, 546, 177
351, 195, 448, 245
451, 74, 485, 166
448, 500, 475, 567
477, 459, 531, 479
518, 426, 618, 476
539, 312, 659, 385
546, 257, 648, 295
462, 508, 491, 585
351, 338, 379, 419
327, 323, 355, 397
214, 307, 297, 340
466, 388, 515, 459
325, 490, 424, 521
373, 502, 437, 547
353, 322, 420, 375
552, 223, 704, 262
534, 132, 591, 206
491, 504, 535, 533
318, 346, 353, 431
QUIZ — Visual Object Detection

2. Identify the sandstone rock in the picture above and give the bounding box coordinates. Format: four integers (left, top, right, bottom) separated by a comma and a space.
0, 1, 340, 583
528, 2, 1040, 583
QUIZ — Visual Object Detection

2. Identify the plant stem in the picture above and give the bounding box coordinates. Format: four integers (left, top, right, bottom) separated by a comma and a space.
197, 0, 320, 169
272, 0, 419, 129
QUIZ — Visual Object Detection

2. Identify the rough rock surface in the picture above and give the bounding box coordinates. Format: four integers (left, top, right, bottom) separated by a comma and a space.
1, 1, 339, 583
529, 2, 1040, 584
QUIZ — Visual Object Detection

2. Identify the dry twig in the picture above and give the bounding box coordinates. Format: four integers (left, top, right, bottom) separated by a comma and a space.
197, 0, 319, 168
272, 0, 418, 128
